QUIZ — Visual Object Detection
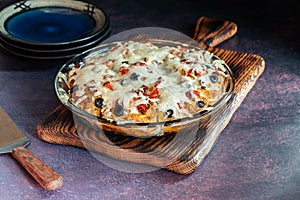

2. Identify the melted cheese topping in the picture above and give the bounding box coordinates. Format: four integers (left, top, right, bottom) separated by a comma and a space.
67, 41, 231, 123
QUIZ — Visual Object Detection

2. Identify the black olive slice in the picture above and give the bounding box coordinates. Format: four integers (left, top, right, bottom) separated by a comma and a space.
166, 109, 174, 118
94, 97, 104, 108
114, 103, 124, 116
197, 100, 205, 108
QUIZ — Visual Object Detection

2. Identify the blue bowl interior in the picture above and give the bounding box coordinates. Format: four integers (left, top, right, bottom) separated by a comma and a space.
5, 8, 96, 44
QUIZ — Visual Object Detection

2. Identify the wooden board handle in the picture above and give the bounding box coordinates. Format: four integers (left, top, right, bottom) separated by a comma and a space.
193, 16, 237, 49
12, 146, 63, 190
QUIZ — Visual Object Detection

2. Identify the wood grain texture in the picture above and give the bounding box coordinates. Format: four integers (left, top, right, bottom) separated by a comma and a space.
193, 16, 237, 49
37, 17, 265, 174
12, 146, 63, 190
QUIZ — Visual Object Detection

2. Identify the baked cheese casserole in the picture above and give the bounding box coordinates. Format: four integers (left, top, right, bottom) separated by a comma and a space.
66, 41, 231, 124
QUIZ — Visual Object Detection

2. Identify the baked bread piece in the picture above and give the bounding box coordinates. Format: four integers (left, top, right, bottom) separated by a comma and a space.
67, 41, 231, 124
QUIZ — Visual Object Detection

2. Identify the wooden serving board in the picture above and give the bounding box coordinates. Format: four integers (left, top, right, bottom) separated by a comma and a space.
37, 17, 265, 174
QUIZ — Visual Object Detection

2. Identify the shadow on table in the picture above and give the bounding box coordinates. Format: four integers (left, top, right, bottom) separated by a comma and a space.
0, 47, 68, 71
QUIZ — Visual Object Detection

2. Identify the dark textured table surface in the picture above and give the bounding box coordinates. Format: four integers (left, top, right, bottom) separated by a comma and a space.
0, 0, 299, 199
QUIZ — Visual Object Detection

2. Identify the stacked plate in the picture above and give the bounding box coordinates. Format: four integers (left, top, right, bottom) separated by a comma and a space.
0, 0, 111, 59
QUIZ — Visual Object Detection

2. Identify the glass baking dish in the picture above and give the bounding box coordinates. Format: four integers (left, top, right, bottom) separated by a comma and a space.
55, 39, 234, 138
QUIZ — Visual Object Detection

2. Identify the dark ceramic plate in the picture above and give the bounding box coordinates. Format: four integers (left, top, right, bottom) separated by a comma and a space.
0, 26, 111, 59
0, 0, 110, 52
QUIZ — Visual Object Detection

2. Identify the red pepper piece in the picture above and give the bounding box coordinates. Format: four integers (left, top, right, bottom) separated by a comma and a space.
103, 81, 113, 90
102, 61, 110, 67
119, 66, 129, 74
194, 70, 201, 76
148, 88, 159, 98
154, 79, 161, 87
185, 90, 200, 98
137, 104, 149, 114
187, 69, 193, 77
111, 45, 120, 51
193, 90, 200, 97
180, 69, 186, 75
141, 85, 148, 92
185, 91, 192, 99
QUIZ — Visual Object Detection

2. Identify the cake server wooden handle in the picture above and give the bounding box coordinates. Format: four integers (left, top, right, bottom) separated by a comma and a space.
12, 146, 63, 190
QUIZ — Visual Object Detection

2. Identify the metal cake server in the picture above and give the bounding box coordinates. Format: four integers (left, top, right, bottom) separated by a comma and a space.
0, 107, 63, 190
